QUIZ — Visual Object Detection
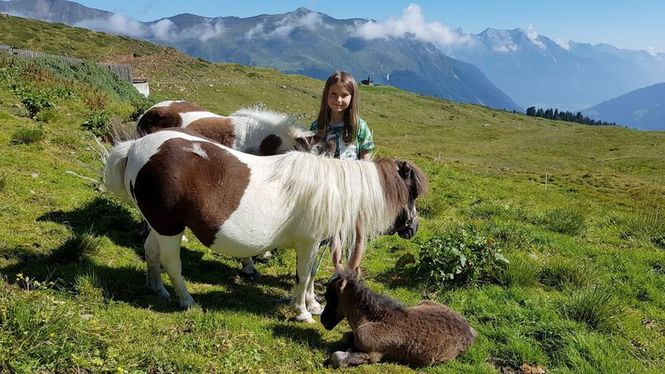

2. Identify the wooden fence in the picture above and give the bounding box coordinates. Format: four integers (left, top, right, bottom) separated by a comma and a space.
0, 44, 134, 83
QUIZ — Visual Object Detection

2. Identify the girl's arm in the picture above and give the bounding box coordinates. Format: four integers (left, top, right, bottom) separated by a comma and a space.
358, 151, 372, 161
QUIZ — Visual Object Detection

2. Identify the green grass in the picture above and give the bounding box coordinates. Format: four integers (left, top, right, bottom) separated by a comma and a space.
0, 14, 664, 373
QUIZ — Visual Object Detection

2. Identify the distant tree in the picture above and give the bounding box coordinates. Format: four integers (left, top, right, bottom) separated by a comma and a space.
522, 106, 616, 127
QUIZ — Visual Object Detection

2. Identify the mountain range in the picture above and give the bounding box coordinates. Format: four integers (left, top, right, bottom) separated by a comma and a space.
2, 0, 664, 129
440, 28, 665, 111
582, 83, 665, 131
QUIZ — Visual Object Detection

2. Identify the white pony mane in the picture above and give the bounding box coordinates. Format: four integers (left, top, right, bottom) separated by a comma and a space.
270, 152, 393, 249
231, 106, 313, 147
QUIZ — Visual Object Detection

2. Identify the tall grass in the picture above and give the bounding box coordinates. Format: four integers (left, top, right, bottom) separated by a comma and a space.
538, 207, 586, 236
10, 126, 45, 145
564, 287, 625, 332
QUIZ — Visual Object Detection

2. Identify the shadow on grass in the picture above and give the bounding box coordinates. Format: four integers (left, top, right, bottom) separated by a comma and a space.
1, 246, 298, 317
270, 323, 336, 351
6, 195, 299, 318
36, 195, 144, 250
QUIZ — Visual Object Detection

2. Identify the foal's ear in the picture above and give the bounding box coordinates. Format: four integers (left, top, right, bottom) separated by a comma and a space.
339, 278, 348, 293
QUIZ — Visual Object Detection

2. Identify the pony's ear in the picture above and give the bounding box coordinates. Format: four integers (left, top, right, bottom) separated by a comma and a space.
398, 161, 413, 179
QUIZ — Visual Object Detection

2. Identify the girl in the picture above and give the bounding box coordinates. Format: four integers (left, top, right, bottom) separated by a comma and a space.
311, 71, 374, 161
311, 71, 375, 272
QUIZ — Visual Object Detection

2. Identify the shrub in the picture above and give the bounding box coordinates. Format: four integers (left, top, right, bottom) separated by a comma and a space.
13, 86, 54, 118
564, 287, 625, 332
539, 207, 585, 235
416, 226, 509, 287
10, 126, 45, 145
81, 111, 110, 137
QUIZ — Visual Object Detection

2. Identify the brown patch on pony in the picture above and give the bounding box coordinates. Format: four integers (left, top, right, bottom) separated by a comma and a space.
134, 136, 250, 246
167, 101, 206, 113
136, 101, 207, 135
373, 159, 410, 216
137, 106, 183, 134
259, 134, 282, 156
186, 117, 236, 147
374, 159, 429, 214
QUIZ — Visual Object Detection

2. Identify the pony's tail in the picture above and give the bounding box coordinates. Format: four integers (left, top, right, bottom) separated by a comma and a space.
103, 141, 134, 201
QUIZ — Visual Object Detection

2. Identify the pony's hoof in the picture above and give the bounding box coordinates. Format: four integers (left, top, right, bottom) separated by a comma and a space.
253, 251, 273, 263
295, 311, 314, 323
240, 269, 260, 280
331, 351, 349, 368
307, 301, 323, 315
179, 295, 196, 309
149, 284, 171, 300
156, 288, 171, 300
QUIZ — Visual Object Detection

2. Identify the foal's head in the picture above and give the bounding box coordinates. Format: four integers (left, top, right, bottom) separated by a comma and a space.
321, 270, 403, 330
321, 271, 356, 330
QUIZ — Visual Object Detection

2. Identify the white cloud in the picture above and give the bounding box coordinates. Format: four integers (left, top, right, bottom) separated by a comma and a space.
245, 23, 265, 40
354, 4, 469, 46
74, 13, 224, 43
75, 13, 147, 38
646, 46, 664, 57
526, 23, 545, 49
555, 38, 571, 50
150, 19, 176, 41
244, 12, 326, 39
190, 20, 225, 42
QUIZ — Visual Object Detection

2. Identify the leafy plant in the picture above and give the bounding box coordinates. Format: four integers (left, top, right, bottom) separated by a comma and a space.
81, 111, 110, 137
13, 86, 54, 118
416, 225, 509, 287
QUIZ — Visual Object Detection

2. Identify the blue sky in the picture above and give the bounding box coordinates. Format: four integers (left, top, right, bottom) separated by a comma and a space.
70, 0, 665, 52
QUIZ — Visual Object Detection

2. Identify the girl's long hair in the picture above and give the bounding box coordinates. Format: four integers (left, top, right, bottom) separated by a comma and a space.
316, 71, 359, 144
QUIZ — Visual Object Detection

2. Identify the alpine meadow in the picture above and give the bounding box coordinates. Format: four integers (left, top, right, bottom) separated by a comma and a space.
1, 15, 665, 373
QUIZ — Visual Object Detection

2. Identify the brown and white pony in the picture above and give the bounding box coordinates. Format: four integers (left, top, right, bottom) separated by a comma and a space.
104, 128, 427, 322
136, 100, 327, 276
136, 100, 320, 156
321, 270, 476, 367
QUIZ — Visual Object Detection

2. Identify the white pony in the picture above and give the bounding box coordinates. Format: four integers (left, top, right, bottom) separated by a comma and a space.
104, 129, 427, 322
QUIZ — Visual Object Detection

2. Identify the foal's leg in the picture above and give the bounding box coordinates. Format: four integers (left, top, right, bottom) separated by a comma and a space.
292, 243, 317, 322
144, 229, 170, 299
155, 232, 195, 308
330, 351, 383, 368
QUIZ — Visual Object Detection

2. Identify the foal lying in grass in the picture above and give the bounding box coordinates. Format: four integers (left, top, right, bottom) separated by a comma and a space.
320, 270, 476, 368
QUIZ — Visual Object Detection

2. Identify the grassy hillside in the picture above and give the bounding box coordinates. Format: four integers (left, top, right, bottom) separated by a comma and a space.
1, 15, 664, 373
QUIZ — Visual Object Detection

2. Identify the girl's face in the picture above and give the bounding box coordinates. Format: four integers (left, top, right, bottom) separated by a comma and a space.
327, 82, 352, 120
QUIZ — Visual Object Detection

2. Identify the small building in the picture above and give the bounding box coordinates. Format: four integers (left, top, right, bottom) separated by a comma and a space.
132, 78, 150, 97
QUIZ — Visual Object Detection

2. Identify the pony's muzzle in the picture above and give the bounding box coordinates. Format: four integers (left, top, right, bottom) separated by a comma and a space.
397, 217, 420, 239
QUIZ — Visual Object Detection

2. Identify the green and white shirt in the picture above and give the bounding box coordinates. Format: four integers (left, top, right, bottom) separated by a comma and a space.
310, 118, 375, 160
